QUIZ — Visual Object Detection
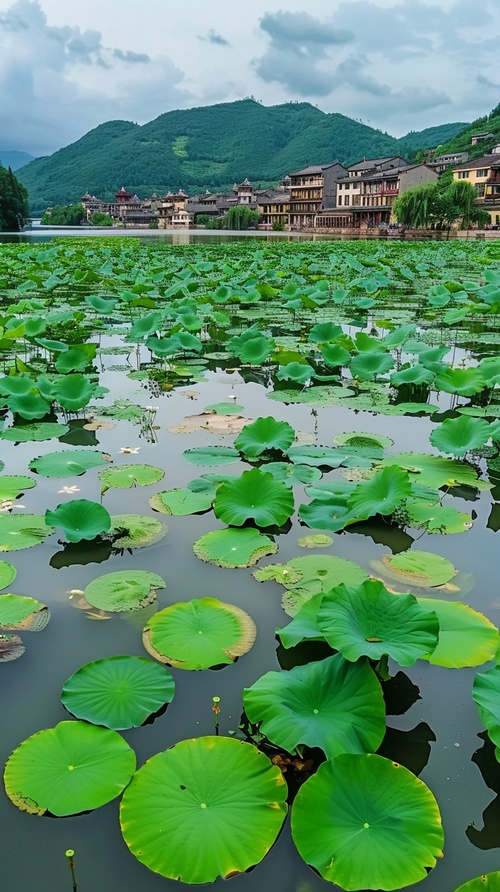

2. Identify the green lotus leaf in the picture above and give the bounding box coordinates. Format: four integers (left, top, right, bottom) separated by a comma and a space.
6, 391, 52, 420
29, 450, 111, 478
55, 346, 96, 374
182, 445, 240, 466
390, 364, 436, 386
85, 295, 118, 313
430, 415, 491, 457
472, 665, 500, 756
418, 598, 499, 668
382, 323, 417, 348
35, 337, 66, 352
214, 468, 294, 528
297, 533, 333, 548
228, 332, 274, 364
234, 416, 295, 457
0, 594, 50, 631
276, 362, 314, 383
0, 422, 69, 442
119, 736, 287, 884
407, 501, 473, 534
370, 550, 457, 588
333, 431, 393, 449
0, 476, 36, 501
0, 375, 37, 396
129, 312, 163, 340
149, 488, 213, 515
143, 597, 256, 669
61, 655, 175, 729
203, 401, 245, 415
264, 462, 322, 486
254, 554, 368, 613
319, 343, 351, 367
0, 633, 25, 662
299, 496, 361, 531
292, 753, 444, 891
378, 452, 484, 489
4, 721, 136, 817
45, 499, 111, 543
98, 463, 164, 490
52, 374, 104, 411
84, 570, 166, 612
435, 367, 485, 397
193, 527, 277, 568
108, 515, 168, 549
347, 466, 412, 518
478, 358, 500, 388
350, 351, 394, 381
0, 514, 54, 551
454, 872, 500, 891
308, 322, 343, 343
243, 653, 385, 759
276, 593, 325, 647
317, 580, 439, 665
286, 445, 347, 468
0, 560, 16, 590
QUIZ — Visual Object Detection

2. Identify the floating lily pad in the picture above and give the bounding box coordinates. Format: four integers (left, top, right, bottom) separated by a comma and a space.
182, 446, 240, 467
119, 736, 287, 884
454, 873, 500, 891
0, 476, 36, 501
4, 721, 136, 816
378, 452, 485, 489
45, 500, 111, 543
297, 534, 333, 548
143, 598, 256, 669
203, 401, 245, 415
98, 464, 164, 490
61, 655, 175, 729
193, 527, 277, 568
243, 653, 385, 759
108, 515, 168, 549
149, 488, 213, 516
370, 550, 458, 588
418, 598, 499, 668
0, 423, 69, 442
214, 469, 294, 527
407, 502, 473, 534
84, 570, 166, 612
253, 555, 368, 616
0, 633, 25, 662
0, 561, 16, 590
333, 431, 393, 449
291, 753, 444, 890
264, 462, 322, 487
0, 594, 50, 631
29, 450, 111, 478
0, 515, 54, 551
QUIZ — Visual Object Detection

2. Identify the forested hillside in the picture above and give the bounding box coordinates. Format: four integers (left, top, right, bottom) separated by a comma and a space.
436, 103, 500, 158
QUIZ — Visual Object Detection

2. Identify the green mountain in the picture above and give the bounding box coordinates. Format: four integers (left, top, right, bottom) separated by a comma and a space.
0, 150, 36, 171
398, 122, 468, 152
16, 100, 469, 212
435, 102, 500, 159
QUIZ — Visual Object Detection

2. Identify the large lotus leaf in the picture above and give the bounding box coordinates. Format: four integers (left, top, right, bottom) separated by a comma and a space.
390, 364, 435, 386
378, 452, 484, 489
229, 333, 274, 364
119, 736, 287, 884
0, 375, 36, 396
319, 343, 351, 367
347, 466, 412, 518
370, 550, 457, 588
108, 515, 168, 549
382, 323, 417, 348
234, 416, 295, 457
472, 666, 500, 754
193, 527, 277, 568
478, 358, 500, 388
429, 415, 491, 457
407, 501, 473, 534
85, 295, 118, 313
264, 462, 322, 487
299, 496, 362, 532
52, 374, 103, 410
214, 469, 294, 527
149, 488, 213, 515
98, 464, 164, 490
45, 499, 111, 543
0, 514, 54, 551
243, 653, 385, 759
277, 593, 326, 647
143, 598, 256, 669
6, 391, 52, 420
254, 554, 368, 610
0, 422, 69, 442
286, 445, 347, 468
276, 362, 314, 384
435, 367, 485, 396
0, 633, 25, 662
350, 351, 394, 381
29, 450, 111, 478
4, 721, 136, 816
0, 476, 36, 501
317, 580, 439, 666
55, 346, 96, 374
0, 561, 16, 590
309, 322, 343, 343
0, 594, 50, 631
61, 655, 175, 729
291, 753, 443, 891
418, 598, 499, 668
182, 446, 240, 467
454, 873, 500, 891
84, 570, 166, 612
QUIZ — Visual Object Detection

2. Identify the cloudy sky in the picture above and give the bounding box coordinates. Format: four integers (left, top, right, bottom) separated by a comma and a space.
0, 0, 499, 156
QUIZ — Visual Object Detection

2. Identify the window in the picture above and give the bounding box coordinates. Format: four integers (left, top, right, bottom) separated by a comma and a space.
476, 169, 488, 177
476, 184, 485, 197
345, 196, 350, 206
457, 171, 470, 179
338, 196, 342, 206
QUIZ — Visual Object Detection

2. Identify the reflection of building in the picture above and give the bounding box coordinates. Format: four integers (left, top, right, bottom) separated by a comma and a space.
452, 155, 500, 226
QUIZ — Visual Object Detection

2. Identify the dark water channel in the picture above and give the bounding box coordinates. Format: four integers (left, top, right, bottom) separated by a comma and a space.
0, 234, 499, 892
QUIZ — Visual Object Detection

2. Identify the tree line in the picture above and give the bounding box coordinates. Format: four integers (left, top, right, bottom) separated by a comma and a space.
0, 165, 29, 231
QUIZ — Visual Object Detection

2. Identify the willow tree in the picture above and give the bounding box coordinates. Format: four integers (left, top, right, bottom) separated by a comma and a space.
394, 179, 488, 230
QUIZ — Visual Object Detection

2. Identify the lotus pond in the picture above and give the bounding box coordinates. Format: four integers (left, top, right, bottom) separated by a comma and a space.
2, 236, 500, 892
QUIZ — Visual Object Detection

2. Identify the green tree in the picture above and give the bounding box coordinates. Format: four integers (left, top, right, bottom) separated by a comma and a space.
91, 211, 113, 226
394, 178, 488, 230
41, 204, 85, 225
224, 205, 259, 230
0, 165, 29, 231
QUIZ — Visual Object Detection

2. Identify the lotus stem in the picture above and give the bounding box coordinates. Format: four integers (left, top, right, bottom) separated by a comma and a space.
65, 849, 77, 892
212, 696, 221, 735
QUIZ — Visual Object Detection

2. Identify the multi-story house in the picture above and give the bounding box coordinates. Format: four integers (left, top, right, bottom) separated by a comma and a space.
256, 188, 290, 229
452, 155, 500, 227
288, 162, 347, 228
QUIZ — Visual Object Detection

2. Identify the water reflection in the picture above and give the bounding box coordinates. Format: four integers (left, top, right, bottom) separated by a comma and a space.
377, 722, 436, 776
382, 670, 421, 715
467, 732, 500, 850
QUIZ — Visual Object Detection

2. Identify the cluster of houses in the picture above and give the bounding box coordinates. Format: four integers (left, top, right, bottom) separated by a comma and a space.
80, 134, 500, 231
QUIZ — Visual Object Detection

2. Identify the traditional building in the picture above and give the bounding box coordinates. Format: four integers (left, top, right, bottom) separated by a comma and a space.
255, 188, 290, 229
452, 155, 500, 227
288, 162, 347, 228
80, 188, 157, 226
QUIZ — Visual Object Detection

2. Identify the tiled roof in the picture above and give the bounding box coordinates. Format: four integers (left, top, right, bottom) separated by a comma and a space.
453, 155, 500, 171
